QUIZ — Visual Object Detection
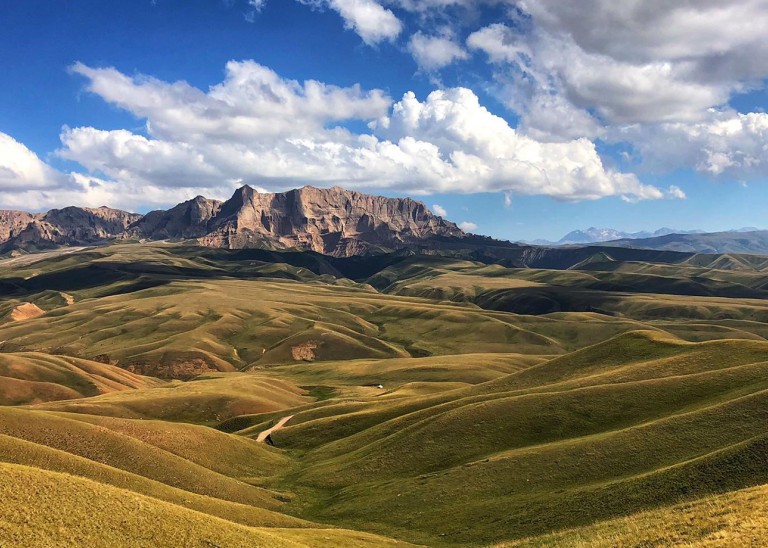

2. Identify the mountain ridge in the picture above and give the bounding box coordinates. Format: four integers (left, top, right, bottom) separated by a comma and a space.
526, 226, 706, 246
0, 185, 466, 258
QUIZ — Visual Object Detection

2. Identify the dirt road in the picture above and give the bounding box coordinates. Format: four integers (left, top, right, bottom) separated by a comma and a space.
256, 415, 294, 443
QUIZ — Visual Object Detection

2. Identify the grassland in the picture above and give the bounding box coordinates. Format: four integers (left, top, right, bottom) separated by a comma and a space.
3, 241, 768, 546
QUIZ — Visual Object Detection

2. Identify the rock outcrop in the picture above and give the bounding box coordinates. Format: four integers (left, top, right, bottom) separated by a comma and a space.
0, 185, 466, 257
127, 196, 222, 240
196, 186, 464, 256
1, 206, 142, 251
0, 211, 37, 243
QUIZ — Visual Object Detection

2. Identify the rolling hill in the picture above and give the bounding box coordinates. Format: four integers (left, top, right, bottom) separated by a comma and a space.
3, 238, 768, 545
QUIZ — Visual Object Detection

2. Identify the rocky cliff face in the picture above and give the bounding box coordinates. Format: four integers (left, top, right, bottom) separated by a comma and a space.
1, 207, 142, 251
0, 211, 38, 243
196, 186, 464, 256
0, 185, 466, 257
128, 196, 222, 240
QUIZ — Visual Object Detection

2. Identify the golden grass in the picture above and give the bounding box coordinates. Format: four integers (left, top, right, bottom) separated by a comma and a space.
30, 373, 312, 423
0, 352, 164, 405
506, 482, 768, 547
0, 462, 412, 547
0, 407, 281, 508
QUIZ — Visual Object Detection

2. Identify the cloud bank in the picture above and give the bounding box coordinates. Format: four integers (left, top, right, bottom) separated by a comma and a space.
0, 57, 668, 211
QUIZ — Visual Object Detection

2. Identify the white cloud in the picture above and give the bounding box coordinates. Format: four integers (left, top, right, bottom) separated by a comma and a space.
408, 32, 468, 71
621, 110, 768, 180
299, 0, 402, 45
390, 0, 476, 12
459, 221, 477, 231
51, 62, 669, 208
0, 132, 65, 191
0, 154, 227, 213
70, 61, 391, 144
467, 23, 528, 64
460, 0, 768, 173
244, 0, 268, 22
503, 191, 512, 207
333, 0, 402, 44
666, 185, 686, 200
58, 127, 224, 188
432, 204, 447, 216
371, 88, 663, 200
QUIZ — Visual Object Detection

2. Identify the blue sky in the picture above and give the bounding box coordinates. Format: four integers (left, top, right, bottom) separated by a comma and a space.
1, 1, 768, 241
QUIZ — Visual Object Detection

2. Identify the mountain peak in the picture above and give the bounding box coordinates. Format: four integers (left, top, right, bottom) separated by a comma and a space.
0, 185, 466, 257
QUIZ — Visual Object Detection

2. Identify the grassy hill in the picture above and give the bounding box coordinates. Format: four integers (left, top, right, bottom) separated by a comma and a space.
508, 481, 768, 547
3, 241, 768, 545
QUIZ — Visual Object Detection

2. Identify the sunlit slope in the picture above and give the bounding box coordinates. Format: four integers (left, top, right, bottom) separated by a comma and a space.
31, 373, 312, 423
0, 406, 285, 508
0, 463, 412, 548
371, 257, 768, 329
0, 276, 657, 375
0, 352, 163, 405
507, 481, 768, 547
259, 332, 768, 545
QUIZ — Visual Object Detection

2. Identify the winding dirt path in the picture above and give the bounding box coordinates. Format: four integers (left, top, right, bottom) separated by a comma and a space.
256, 415, 294, 443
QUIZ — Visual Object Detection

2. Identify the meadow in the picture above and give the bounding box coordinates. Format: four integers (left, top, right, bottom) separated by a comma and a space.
2, 241, 768, 546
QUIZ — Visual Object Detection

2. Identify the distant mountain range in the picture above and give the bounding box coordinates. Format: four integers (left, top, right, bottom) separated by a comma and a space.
524, 227, 705, 246
525, 226, 762, 247
3, 187, 768, 259
601, 230, 768, 255
0, 185, 465, 258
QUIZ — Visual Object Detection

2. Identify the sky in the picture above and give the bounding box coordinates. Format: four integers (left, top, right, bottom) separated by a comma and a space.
1, 0, 768, 241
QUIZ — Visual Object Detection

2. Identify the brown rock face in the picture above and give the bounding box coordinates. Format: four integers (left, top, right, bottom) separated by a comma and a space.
0, 185, 467, 257
128, 196, 222, 240
1, 206, 142, 251
197, 186, 465, 257
291, 341, 318, 362
0, 211, 37, 243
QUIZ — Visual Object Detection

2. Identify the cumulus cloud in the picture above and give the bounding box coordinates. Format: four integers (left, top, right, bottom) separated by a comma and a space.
0, 132, 65, 191
0, 140, 228, 213
432, 204, 447, 216
372, 88, 663, 199
459, 221, 477, 231
58, 127, 224, 188
70, 61, 391, 144
408, 32, 469, 71
459, 1, 768, 182
504, 1, 768, 124
467, 23, 528, 65
62, 63, 665, 202
620, 110, 768, 180
298, 0, 402, 44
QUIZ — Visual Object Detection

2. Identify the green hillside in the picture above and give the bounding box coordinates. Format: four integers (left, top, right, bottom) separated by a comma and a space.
3, 241, 768, 546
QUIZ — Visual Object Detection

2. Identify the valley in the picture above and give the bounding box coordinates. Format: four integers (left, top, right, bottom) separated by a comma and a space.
3, 238, 768, 546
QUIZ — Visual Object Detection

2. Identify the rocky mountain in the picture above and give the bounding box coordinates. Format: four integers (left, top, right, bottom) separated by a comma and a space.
1, 207, 142, 252
601, 230, 768, 255
526, 227, 704, 246
127, 196, 222, 241
0, 185, 465, 257
0, 210, 37, 243
199, 185, 464, 256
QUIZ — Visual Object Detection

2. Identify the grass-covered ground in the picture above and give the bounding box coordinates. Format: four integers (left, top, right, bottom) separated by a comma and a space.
3, 241, 768, 546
